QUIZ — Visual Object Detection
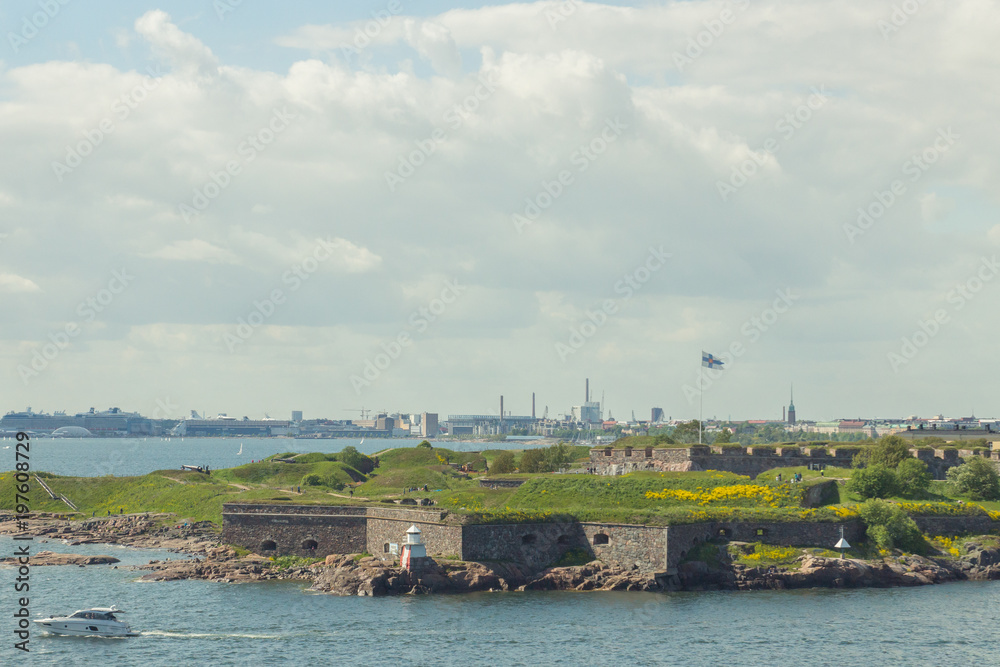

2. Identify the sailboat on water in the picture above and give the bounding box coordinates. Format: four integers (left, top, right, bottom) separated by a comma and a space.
237, 442, 243, 456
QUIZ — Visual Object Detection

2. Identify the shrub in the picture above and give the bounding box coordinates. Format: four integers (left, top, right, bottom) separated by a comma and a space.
491, 451, 516, 475
857, 499, 926, 553
868, 435, 912, 469
895, 458, 931, 497
417, 440, 433, 449
846, 465, 898, 499
302, 473, 323, 486
552, 548, 594, 567
339, 446, 375, 474
946, 457, 1000, 500
545, 443, 573, 470
519, 448, 550, 473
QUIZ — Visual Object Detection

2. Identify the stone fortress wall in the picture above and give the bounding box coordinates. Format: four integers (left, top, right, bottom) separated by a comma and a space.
222, 504, 1000, 577
589, 445, 1000, 479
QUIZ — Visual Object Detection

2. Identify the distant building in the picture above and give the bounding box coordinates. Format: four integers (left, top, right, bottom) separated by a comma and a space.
787, 387, 796, 425
572, 402, 602, 424
375, 415, 395, 432
421, 413, 438, 438
651, 407, 664, 423
292, 411, 303, 422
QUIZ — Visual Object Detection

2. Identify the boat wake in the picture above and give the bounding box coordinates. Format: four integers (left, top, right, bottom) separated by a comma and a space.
142, 630, 284, 640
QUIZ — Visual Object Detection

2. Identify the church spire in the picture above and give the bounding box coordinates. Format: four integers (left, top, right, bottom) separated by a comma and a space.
787, 384, 796, 424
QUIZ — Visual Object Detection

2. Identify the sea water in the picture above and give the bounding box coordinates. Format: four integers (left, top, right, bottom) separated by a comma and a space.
1, 536, 997, 666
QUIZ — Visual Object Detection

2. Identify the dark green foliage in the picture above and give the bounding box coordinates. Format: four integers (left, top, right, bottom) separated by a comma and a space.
417, 440, 433, 449
713, 429, 733, 444
946, 457, 1000, 500
895, 458, 931, 497
846, 464, 899, 499
671, 420, 702, 444
868, 435, 912, 469
490, 451, 516, 475
857, 499, 927, 553
519, 448, 549, 473
338, 446, 374, 474
545, 442, 573, 471
552, 548, 594, 567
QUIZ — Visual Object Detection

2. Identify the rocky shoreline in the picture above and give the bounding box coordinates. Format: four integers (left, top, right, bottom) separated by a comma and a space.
4, 514, 1000, 595
0, 512, 221, 555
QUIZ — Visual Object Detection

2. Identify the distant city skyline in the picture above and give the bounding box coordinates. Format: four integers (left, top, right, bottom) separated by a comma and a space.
3, 2, 998, 421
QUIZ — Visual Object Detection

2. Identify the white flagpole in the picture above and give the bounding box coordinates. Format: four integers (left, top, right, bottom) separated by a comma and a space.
699, 369, 703, 445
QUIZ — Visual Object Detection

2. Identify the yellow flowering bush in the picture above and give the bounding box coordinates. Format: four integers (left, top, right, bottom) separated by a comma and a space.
930, 535, 961, 557
645, 483, 799, 508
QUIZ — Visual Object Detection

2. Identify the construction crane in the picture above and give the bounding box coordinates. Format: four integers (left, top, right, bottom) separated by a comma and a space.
346, 408, 371, 420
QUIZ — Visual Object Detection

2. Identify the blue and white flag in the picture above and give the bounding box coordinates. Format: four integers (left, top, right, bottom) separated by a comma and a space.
702, 351, 724, 370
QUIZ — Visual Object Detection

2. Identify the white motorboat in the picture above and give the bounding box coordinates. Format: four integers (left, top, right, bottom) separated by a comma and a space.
33, 607, 138, 637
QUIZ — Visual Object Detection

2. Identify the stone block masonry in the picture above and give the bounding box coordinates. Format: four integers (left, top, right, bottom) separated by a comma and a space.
222, 504, 368, 558
589, 446, 995, 479
226, 504, 990, 576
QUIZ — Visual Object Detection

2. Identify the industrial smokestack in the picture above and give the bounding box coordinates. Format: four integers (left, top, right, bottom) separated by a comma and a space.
500, 395, 504, 421
586, 378, 589, 403
532, 393, 536, 419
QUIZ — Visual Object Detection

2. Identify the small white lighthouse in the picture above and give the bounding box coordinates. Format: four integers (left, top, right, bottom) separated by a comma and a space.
400, 525, 427, 570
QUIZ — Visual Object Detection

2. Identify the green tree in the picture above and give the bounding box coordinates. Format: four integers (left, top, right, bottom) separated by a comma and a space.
895, 458, 931, 497
338, 446, 375, 474
490, 451, 516, 475
545, 442, 573, 471
857, 499, 926, 553
417, 440, 433, 449
713, 429, 732, 444
946, 457, 1000, 500
302, 473, 323, 486
846, 464, 899, 499
519, 448, 550, 473
671, 420, 702, 444
869, 435, 912, 468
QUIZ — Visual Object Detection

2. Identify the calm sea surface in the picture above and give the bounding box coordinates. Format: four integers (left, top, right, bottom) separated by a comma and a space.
4, 439, 998, 665
2, 536, 997, 666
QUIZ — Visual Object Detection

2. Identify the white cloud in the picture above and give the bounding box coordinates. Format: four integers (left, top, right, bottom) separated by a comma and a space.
134, 10, 219, 78
2, 2, 1000, 419
144, 239, 240, 264
0, 273, 41, 293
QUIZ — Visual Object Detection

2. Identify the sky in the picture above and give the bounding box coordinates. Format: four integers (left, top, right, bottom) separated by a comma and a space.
1, 0, 999, 423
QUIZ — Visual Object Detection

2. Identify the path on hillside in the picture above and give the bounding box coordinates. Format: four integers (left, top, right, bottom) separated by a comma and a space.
160, 475, 188, 485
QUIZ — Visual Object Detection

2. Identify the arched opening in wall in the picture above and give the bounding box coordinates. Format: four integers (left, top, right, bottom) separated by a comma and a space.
557, 535, 570, 545
261, 540, 277, 551
522, 534, 537, 545
301, 539, 318, 551
645, 447, 653, 458
604, 448, 612, 457
593, 533, 610, 545
756, 528, 768, 537
718, 528, 732, 539
384, 543, 390, 553
624, 447, 632, 457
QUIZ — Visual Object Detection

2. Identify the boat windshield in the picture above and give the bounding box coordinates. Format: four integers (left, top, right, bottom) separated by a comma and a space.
70, 611, 113, 620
